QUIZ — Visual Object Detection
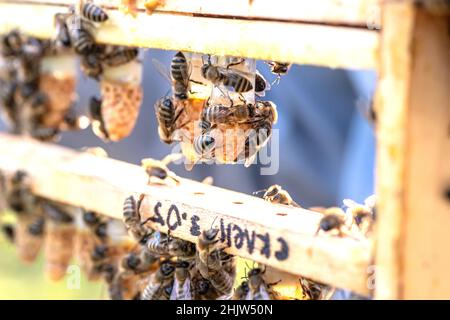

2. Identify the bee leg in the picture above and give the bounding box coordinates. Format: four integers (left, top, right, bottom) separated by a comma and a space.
226, 58, 245, 69
189, 79, 205, 86
271, 75, 281, 86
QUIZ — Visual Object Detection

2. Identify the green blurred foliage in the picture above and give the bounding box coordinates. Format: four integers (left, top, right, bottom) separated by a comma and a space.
0, 228, 104, 300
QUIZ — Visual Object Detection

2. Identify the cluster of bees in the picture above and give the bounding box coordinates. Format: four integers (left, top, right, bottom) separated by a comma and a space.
0, 2, 143, 143
258, 184, 376, 239
54, 2, 143, 142
0, 164, 284, 300
0, 30, 86, 141
153, 51, 291, 169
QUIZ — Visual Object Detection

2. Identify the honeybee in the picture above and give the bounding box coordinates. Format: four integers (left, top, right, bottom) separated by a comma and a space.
315, 207, 349, 237
42, 201, 76, 281
255, 100, 278, 124
108, 250, 158, 300
299, 277, 335, 300
1, 29, 23, 57
232, 280, 250, 300
122, 194, 149, 243
255, 70, 271, 97
193, 277, 222, 300
141, 153, 182, 186
54, 13, 71, 48
235, 117, 272, 167
201, 55, 253, 93
88, 96, 110, 140
81, 2, 109, 22
103, 46, 139, 67
153, 51, 198, 101
145, 230, 170, 256
201, 103, 230, 124
75, 209, 108, 280
1, 223, 15, 243
80, 53, 103, 80
196, 227, 235, 296
120, 249, 159, 276
246, 267, 280, 300
193, 134, 216, 158
254, 185, 301, 207
267, 61, 291, 84
15, 214, 45, 264
168, 238, 196, 259
170, 260, 193, 300
154, 96, 186, 144
66, 15, 96, 55
141, 260, 175, 300
343, 195, 376, 236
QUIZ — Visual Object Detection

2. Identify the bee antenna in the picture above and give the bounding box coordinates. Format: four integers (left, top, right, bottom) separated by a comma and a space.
140, 216, 152, 226
210, 216, 218, 230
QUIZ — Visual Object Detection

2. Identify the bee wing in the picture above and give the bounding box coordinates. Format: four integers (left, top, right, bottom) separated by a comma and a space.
170, 278, 179, 300
343, 198, 358, 209
184, 161, 196, 171
259, 286, 271, 300
182, 279, 192, 300
244, 152, 257, 168
152, 58, 173, 85
245, 290, 253, 300
364, 194, 377, 209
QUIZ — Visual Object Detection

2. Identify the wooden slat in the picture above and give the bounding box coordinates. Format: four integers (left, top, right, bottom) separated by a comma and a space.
375, 2, 450, 299
0, 132, 372, 295
0, 1, 379, 69
10, 0, 379, 26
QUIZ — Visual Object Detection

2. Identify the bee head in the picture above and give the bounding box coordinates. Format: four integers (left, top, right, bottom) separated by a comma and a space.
91, 244, 108, 261
203, 227, 219, 242
160, 261, 175, 277
197, 279, 210, 294
95, 222, 108, 239
28, 217, 44, 236
319, 214, 342, 232
123, 253, 141, 270
83, 211, 100, 225
264, 185, 281, 198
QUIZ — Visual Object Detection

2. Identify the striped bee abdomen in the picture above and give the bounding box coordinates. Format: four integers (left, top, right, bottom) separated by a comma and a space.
223, 72, 253, 93
202, 105, 229, 124
104, 47, 139, 67
193, 135, 216, 156
81, 3, 109, 22
170, 51, 189, 83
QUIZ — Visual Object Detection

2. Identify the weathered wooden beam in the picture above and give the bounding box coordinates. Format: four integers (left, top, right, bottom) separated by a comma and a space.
0, 133, 372, 295
0, 1, 379, 69
374, 2, 450, 299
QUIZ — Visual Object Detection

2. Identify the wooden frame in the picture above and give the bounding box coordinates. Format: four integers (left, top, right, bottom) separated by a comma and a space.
0, 133, 372, 296
0, 0, 449, 299
0, 0, 379, 69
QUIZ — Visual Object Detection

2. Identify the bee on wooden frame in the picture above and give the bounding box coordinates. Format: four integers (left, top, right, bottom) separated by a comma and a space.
42, 201, 76, 281
254, 184, 301, 207
245, 266, 280, 300
201, 55, 253, 94
196, 227, 236, 297
299, 277, 335, 300
141, 153, 182, 186
141, 260, 176, 300
80, 1, 109, 23
267, 61, 292, 84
